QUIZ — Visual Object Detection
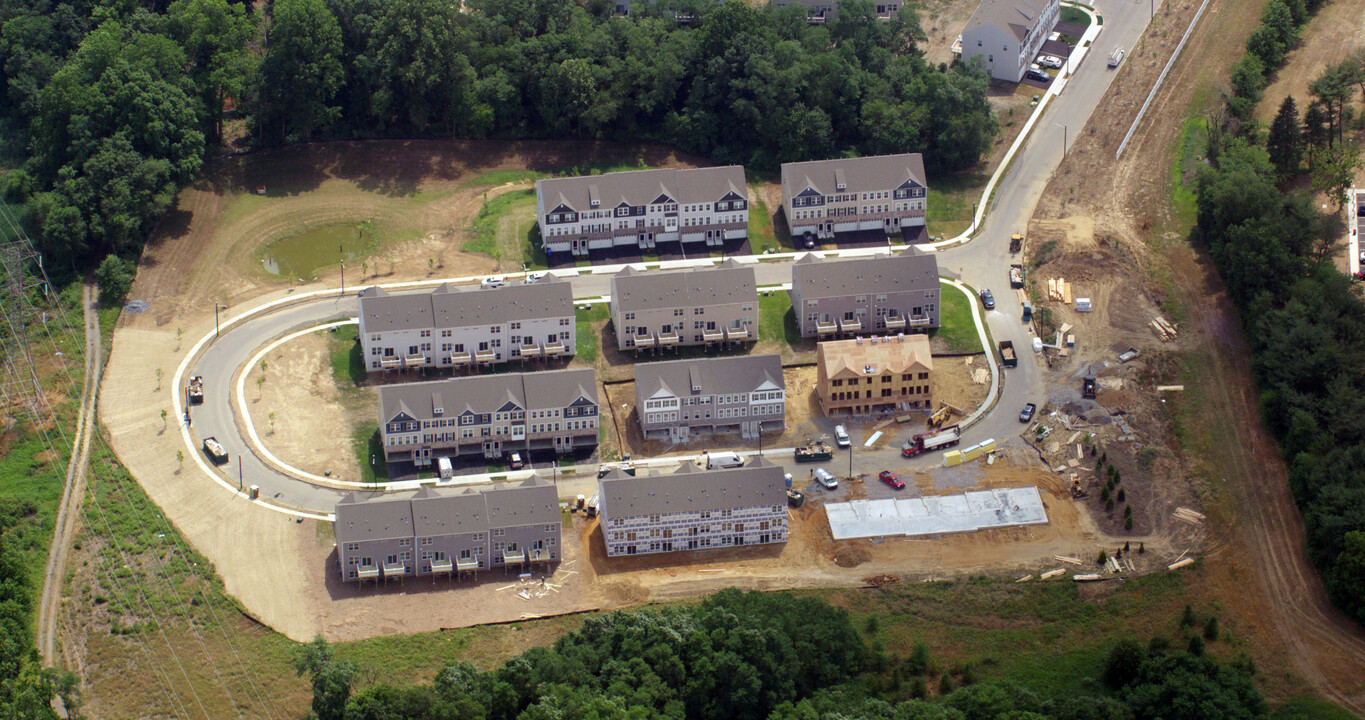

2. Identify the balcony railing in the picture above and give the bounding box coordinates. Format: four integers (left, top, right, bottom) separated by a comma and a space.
450, 351, 472, 366
632, 334, 656, 349
503, 548, 526, 565
883, 316, 907, 330
837, 318, 862, 333
473, 349, 496, 364
518, 344, 542, 359
657, 331, 680, 346
816, 321, 837, 335
431, 558, 454, 573
455, 557, 478, 572
907, 315, 931, 327
702, 328, 725, 342
382, 561, 407, 577
544, 341, 566, 356
379, 356, 401, 369
356, 564, 379, 579
724, 326, 750, 342
403, 354, 427, 368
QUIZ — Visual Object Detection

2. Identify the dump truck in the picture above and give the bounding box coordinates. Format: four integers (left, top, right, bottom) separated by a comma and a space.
187, 375, 204, 405
202, 437, 228, 464
1009, 264, 1025, 288
794, 442, 833, 463
1082, 374, 1097, 399
902, 423, 962, 458
998, 340, 1017, 368
1009, 233, 1024, 253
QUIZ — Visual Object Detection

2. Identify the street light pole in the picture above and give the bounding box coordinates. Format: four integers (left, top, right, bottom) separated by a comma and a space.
340, 261, 346, 297
214, 302, 228, 338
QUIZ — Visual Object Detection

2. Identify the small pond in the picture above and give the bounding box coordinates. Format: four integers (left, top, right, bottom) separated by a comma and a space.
261, 222, 374, 278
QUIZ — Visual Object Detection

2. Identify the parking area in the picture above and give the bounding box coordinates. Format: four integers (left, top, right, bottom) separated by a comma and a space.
543, 236, 754, 269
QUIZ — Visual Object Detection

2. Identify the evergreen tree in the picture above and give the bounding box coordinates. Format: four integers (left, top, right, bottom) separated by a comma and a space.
1302, 101, 1330, 167
1267, 95, 1302, 177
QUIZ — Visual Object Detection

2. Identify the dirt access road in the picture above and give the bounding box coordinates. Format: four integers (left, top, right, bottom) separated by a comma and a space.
36, 285, 100, 667
1028, 0, 1365, 710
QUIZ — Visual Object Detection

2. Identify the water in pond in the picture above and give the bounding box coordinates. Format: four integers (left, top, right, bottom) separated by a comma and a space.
261, 222, 374, 278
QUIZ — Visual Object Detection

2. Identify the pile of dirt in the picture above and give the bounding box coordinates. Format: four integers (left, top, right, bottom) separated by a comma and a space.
862, 574, 902, 587
833, 545, 871, 568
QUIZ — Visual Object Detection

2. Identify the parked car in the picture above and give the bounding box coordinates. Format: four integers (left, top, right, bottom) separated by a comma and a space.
481, 276, 506, 288
524, 271, 547, 284
1019, 403, 1037, 422
879, 471, 905, 490
1038, 55, 1063, 68
980, 288, 995, 310
1026, 68, 1050, 82
834, 425, 851, 448
814, 468, 839, 490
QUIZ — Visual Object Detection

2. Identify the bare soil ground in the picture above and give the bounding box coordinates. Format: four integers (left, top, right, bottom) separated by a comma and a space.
246, 332, 366, 483
1026, 0, 1365, 710
918, 0, 978, 68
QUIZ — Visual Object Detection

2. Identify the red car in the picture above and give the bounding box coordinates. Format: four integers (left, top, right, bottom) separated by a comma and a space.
879, 471, 905, 490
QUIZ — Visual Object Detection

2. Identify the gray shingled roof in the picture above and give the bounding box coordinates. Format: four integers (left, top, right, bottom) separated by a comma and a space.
781, 154, 926, 201
410, 486, 489, 536
484, 477, 561, 527
335, 491, 416, 544
537, 166, 746, 213
792, 249, 939, 299
378, 368, 596, 425
610, 259, 756, 313
964, 0, 1046, 42
635, 354, 783, 401
358, 278, 572, 334
599, 457, 786, 518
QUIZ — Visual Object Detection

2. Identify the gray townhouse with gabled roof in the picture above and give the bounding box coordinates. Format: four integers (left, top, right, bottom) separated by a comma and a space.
780, 154, 928, 243
536, 166, 748, 259
771, 0, 905, 22
598, 457, 788, 557
336, 478, 561, 582
635, 354, 785, 442
960, 0, 1060, 82
789, 249, 941, 338
378, 368, 598, 466
357, 278, 575, 373
609, 259, 758, 352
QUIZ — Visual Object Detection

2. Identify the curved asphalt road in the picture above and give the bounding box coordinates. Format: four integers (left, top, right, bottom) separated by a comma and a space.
185, 0, 1162, 515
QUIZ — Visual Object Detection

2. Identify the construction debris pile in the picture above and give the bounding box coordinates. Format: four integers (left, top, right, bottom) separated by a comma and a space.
862, 574, 902, 588
496, 560, 577, 617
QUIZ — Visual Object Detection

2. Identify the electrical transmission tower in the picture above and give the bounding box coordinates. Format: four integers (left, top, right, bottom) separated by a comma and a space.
0, 204, 50, 421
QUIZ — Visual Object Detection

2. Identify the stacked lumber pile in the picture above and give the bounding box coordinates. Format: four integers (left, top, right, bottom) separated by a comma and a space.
1150, 316, 1179, 341
1172, 507, 1205, 525
1047, 277, 1074, 303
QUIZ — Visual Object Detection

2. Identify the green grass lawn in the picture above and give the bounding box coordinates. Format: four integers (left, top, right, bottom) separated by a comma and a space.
748, 192, 783, 254
575, 304, 609, 364
465, 189, 537, 264
926, 172, 989, 240
461, 163, 651, 190
931, 280, 984, 354
327, 323, 366, 389
352, 421, 388, 484
758, 291, 798, 345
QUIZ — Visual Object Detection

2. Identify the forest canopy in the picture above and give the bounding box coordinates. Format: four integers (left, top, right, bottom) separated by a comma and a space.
0, 0, 999, 273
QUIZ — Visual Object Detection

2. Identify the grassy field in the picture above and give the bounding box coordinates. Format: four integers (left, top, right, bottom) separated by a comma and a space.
926, 173, 987, 240
575, 304, 609, 364
748, 190, 783, 254
930, 281, 983, 354
460, 162, 650, 190
464, 189, 538, 267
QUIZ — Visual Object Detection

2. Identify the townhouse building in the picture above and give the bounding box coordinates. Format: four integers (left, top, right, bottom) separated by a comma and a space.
335, 478, 561, 582
357, 279, 574, 373
378, 368, 598, 465
780, 154, 928, 242
772, 0, 904, 21
960, 0, 1060, 82
816, 334, 934, 417
598, 458, 788, 557
788, 249, 940, 338
536, 166, 748, 258
635, 354, 785, 442
609, 260, 758, 352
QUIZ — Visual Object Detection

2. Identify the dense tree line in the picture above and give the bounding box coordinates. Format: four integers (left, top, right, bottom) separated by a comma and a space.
293, 590, 1270, 720
0, 499, 76, 718
1197, 136, 1365, 620
1, 0, 997, 276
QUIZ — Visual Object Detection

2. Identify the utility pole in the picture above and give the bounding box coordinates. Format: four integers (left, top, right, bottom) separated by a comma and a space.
340, 261, 346, 297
